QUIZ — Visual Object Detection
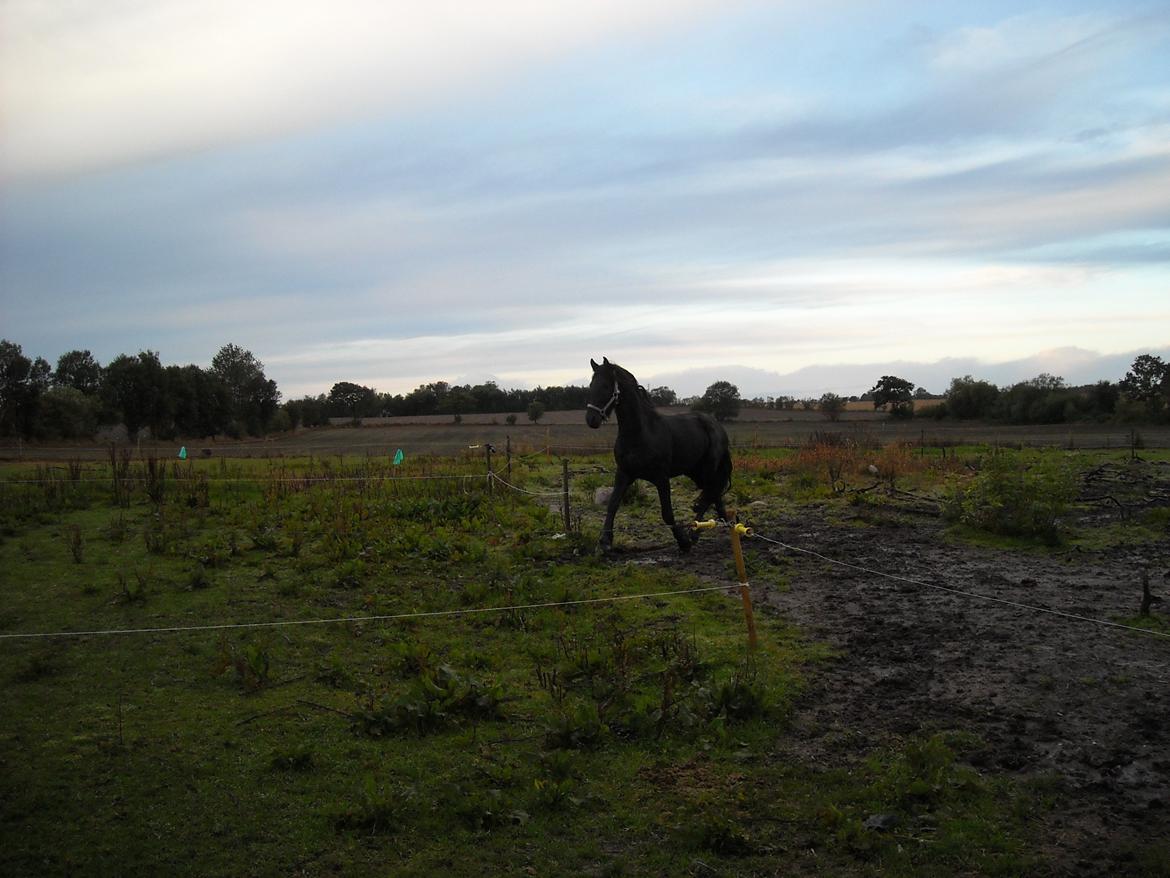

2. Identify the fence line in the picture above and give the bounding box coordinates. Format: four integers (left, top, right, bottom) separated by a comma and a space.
487, 472, 565, 497
1, 473, 491, 486
0, 584, 731, 642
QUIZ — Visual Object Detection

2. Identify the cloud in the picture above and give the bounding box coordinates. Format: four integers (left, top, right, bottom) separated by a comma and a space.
926, 11, 1112, 74
0, 0, 732, 180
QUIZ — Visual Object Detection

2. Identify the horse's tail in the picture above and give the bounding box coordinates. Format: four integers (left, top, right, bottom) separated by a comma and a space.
703, 416, 733, 497
717, 435, 732, 497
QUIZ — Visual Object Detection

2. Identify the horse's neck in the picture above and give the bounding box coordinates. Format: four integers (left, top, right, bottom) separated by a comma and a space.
613, 372, 656, 437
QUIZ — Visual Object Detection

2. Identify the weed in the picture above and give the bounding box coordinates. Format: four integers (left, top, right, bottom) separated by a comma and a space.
104, 512, 128, 543
65, 523, 84, 563
316, 656, 356, 690
270, 747, 315, 772
334, 776, 411, 835
544, 702, 608, 750
352, 664, 506, 737
186, 565, 211, 590
212, 638, 272, 692
12, 652, 60, 683
143, 456, 166, 505
108, 444, 132, 508
249, 521, 280, 552
391, 642, 432, 677
142, 513, 168, 555
691, 814, 754, 856
704, 663, 767, 722
442, 784, 527, 831
531, 777, 578, 810
333, 558, 366, 589
116, 568, 148, 604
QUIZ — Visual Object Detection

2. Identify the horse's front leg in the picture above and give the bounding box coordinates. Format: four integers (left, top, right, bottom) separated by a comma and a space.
655, 478, 693, 553
599, 469, 632, 552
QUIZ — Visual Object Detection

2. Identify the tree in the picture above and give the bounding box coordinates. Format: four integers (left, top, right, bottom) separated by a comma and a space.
284, 395, 328, 429
103, 351, 168, 438
328, 382, 378, 421
868, 375, 915, 418
1087, 380, 1119, 417
818, 392, 845, 422
166, 365, 229, 438
54, 350, 104, 395
211, 343, 280, 435
39, 386, 100, 438
526, 401, 545, 423
447, 388, 476, 416
649, 386, 678, 406
946, 375, 1000, 420
694, 381, 741, 422
1120, 354, 1168, 420
1026, 373, 1065, 391
0, 340, 51, 436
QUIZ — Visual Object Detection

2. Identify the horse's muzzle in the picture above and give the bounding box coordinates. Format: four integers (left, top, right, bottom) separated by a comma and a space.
585, 409, 603, 429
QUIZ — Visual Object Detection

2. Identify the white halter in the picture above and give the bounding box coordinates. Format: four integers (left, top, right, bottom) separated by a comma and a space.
586, 382, 621, 421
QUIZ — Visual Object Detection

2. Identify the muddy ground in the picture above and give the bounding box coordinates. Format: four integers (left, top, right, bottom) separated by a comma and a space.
601, 463, 1170, 877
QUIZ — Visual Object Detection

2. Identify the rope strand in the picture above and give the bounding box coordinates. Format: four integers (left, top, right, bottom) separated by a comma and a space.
0, 584, 730, 641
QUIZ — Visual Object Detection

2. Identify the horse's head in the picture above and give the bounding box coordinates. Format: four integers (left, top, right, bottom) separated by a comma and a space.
586, 357, 620, 428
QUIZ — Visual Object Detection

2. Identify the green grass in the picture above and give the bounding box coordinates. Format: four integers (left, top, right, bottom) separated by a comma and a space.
0, 450, 1132, 875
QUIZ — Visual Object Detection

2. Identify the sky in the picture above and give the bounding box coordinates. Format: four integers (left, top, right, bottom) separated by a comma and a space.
1, 0, 1169, 399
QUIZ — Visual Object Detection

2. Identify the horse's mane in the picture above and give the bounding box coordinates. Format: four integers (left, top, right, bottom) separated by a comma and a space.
609, 363, 654, 408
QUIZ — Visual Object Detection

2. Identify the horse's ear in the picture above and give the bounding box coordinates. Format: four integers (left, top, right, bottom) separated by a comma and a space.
603, 356, 610, 365
590, 358, 599, 372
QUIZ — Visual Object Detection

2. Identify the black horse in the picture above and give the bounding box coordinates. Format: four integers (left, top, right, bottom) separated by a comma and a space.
586, 357, 731, 552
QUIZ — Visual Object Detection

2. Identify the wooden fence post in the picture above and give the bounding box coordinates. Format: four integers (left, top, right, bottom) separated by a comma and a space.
562, 458, 571, 533
485, 444, 494, 493
728, 514, 758, 651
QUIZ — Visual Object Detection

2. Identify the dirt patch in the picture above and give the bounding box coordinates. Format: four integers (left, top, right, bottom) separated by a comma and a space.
599, 485, 1170, 876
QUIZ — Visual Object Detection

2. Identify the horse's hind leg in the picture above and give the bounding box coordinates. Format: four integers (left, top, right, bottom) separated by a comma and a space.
655, 479, 692, 553
692, 491, 712, 520
599, 469, 631, 552
713, 492, 729, 522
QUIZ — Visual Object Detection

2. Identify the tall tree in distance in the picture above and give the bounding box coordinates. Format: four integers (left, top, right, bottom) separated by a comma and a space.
54, 350, 104, 395
868, 375, 915, 418
211, 343, 280, 436
0, 339, 51, 436
103, 351, 167, 439
694, 381, 741, 422
328, 381, 378, 421
648, 386, 678, 406
819, 392, 845, 422
1120, 354, 1168, 421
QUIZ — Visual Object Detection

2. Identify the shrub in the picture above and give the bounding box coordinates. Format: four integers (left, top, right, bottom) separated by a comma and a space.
945, 452, 1078, 543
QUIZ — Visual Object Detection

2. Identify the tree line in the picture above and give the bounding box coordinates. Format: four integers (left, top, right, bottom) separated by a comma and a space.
0, 341, 279, 440
2, 338, 1167, 440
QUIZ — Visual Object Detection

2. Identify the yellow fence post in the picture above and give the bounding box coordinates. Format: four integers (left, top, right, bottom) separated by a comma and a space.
728, 514, 758, 651
692, 516, 758, 651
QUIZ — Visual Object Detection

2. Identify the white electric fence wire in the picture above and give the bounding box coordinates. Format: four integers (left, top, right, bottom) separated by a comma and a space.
747, 530, 1170, 641
3, 473, 490, 485
0, 585, 731, 641
487, 472, 566, 497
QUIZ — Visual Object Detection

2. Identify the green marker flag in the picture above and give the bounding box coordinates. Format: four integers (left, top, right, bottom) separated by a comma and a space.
393, 448, 404, 465
178, 446, 187, 460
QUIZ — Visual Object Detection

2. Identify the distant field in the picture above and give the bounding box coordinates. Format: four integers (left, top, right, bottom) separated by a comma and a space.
2, 408, 1167, 462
